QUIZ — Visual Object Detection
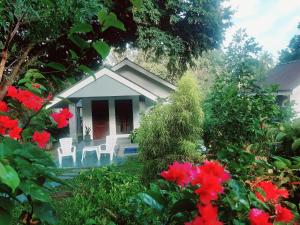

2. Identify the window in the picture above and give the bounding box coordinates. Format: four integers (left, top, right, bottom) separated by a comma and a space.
115, 100, 133, 134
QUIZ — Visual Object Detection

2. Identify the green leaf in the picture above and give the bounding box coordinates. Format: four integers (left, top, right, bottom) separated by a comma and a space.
69, 34, 90, 49
92, 41, 110, 59
272, 156, 292, 169
0, 163, 20, 192
19, 182, 50, 202
170, 199, 196, 215
138, 192, 164, 212
97, 10, 126, 32
130, 0, 143, 9
69, 49, 79, 60
292, 138, 300, 151
79, 65, 94, 77
33, 201, 57, 224
70, 22, 92, 34
0, 209, 11, 225
47, 62, 66, 72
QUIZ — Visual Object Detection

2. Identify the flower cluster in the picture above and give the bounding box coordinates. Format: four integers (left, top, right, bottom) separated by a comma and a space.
161, 160, 231, 225
7, 86, 44, 111
249, 181, 294, 224
0, 116, 22, 139
51, 108, 73, 128
32, 131, 51, 148
0, 86, 73, 149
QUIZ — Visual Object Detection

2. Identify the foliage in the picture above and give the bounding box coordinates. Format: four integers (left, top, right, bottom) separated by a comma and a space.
137, 75, 204, 183
279, 22, 300, 63
272, 118, 300, 157
54, 167, 145, 225
0, 78, 73, 224
136, 161, 299, 224
203, 30, 291, 153
0, 0, 231, 97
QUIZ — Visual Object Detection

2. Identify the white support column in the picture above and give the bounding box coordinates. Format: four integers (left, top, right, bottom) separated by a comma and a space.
109, 98, 116, 136
82, 99, 93, 139
132, 96, 140, 129
69, 104, 77, 141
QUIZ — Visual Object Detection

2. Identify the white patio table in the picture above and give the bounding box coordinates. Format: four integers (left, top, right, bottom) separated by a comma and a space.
81, 139, 104, 162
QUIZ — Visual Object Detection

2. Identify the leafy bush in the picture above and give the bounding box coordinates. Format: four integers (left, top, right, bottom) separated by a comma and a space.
54, 167, 145, 225
137, 74, 205, 183
136, 160, 299, 224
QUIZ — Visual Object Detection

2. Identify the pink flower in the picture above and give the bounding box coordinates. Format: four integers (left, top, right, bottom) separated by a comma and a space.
32, 131, 50, 148
249, 208, 272, 225
51, 108, 73, 128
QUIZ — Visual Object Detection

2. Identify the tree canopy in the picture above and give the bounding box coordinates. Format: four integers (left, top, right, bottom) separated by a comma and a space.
0, 0, 231, 98
279, 22, 300, 64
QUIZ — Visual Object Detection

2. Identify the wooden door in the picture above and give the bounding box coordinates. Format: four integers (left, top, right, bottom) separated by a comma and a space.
92, 100, 109, 139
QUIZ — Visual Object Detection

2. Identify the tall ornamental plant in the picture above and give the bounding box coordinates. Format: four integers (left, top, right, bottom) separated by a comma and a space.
0, 74, 72, 225
137, 74, 204, 183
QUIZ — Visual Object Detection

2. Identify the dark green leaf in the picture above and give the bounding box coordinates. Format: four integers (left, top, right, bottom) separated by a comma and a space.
69, 34, 90, 49
70, 22, 92, 34
47, 62, 66, 72
92, 41, 110, 59
97, 10, 126, 32
19, 182, 50, 202
170, 199, 196, 215
33, 201, 57, 224
79, 64, 95, 77
69, 49, 79, 60
138, 192, 164, 212
0, 209, 11, 225
0, 163, 20, 192
130, 0, 143, 9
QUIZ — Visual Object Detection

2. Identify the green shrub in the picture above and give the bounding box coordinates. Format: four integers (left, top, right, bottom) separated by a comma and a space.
137, 74, 205, 183
54, 167, 144, 225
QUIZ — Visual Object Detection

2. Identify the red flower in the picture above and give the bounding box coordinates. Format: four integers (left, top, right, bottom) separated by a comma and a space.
161, 161, 196, 187
7, 86, 44, 111
249, 208, 272, 225
185, 203, 223, 225
198, 160, 231, 183
8, 127, 22, 140
7, 86, 18, 98
51, 108, 73, 128
193, 173, 224, 204
0, 101, 8, 112
254, 181, 288, 203
275, 204, 294, 222
32, 131, 50, 148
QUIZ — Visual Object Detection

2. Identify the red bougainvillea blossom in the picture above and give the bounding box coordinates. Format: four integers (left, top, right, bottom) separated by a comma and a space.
32, 131, 50, 148
249, 208, 272, 225
161, 162, 197, 187
275, 204, 294, 222
0, 101, 8, 112
185, 203, 223, 225
7, 86, 44, 111
254, 181, 289, 203
51, 108, 73, 128
0, 116, 22, 139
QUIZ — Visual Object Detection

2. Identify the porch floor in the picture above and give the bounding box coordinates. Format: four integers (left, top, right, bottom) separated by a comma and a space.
51, 140, 138, 168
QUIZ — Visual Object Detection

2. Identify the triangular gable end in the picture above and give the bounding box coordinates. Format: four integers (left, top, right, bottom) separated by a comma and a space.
47, 67, 158, 108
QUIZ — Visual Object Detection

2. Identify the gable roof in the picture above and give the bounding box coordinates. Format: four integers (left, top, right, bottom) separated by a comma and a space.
265, 60, 300, 91
112, 58, 176, 90
47, 67, 158, 108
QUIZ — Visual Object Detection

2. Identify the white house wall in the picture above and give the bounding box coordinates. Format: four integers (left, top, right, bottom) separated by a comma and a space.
291, 85, 300, 118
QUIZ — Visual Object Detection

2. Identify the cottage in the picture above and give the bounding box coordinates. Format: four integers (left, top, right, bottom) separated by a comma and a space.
265, 60, 300, 117
48, 59, 175, 142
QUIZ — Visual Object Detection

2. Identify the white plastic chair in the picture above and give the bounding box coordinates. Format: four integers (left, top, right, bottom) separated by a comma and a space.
97, 136, 117, 161
57, 138, 76, 166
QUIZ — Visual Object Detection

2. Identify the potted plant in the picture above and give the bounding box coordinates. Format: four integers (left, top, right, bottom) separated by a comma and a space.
84, 126, 91, 143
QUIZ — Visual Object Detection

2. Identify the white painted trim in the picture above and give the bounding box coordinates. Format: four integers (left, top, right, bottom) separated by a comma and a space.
112, 59, 176, 90
46, 68, 158, 108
